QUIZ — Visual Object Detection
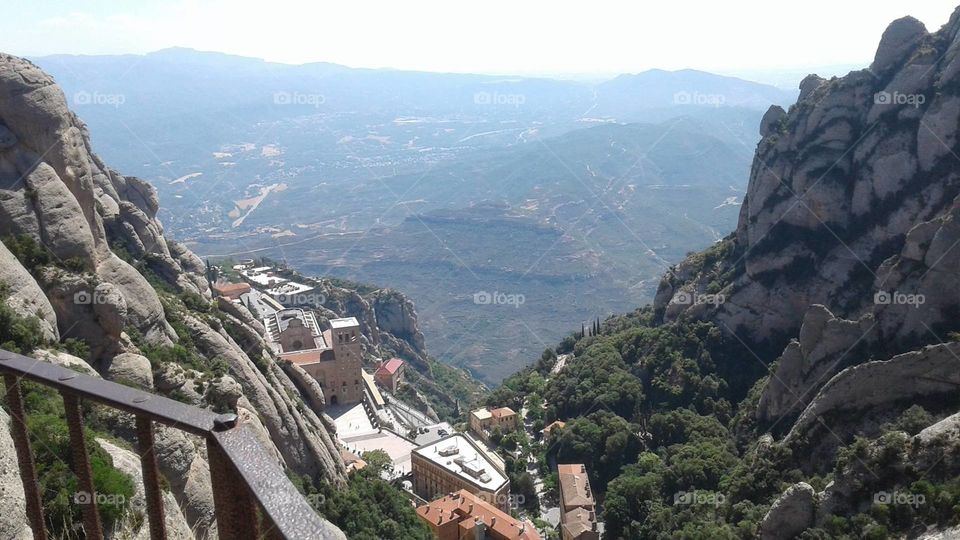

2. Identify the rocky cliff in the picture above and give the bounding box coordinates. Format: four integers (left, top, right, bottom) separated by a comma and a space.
0, 53, 348, 538
651, 9, 960, 536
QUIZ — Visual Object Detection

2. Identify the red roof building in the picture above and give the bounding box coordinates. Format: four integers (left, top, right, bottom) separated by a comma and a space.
212, 282, 251, 300
374, 358, 405, 392
416, 490, 541, 540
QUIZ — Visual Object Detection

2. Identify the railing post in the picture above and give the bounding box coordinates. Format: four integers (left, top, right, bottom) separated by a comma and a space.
2, 374, 48, 540
135, 416, 166, 540
62, 392, 104, 539
207, 436, 260, 540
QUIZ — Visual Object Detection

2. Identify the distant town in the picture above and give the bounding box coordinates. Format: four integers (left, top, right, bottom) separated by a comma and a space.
211, 260, 602, 539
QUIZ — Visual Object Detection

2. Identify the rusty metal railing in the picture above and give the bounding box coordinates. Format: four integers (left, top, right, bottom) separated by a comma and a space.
0, 348, 346, 540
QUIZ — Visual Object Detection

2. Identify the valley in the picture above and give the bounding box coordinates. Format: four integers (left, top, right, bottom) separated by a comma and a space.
34, 50, 779, 381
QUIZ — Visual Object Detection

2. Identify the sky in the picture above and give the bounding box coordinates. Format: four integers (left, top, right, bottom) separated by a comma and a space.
3, 0, 960, 78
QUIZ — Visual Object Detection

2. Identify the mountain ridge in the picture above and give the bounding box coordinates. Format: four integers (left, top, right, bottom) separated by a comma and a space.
492, 8, 960, 538
0, 51, 454, 539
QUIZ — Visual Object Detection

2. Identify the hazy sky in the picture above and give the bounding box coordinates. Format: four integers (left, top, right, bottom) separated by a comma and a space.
4, 0, 959, 76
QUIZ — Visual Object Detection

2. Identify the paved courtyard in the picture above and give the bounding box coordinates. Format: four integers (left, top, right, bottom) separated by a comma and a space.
329, 402, 417, 476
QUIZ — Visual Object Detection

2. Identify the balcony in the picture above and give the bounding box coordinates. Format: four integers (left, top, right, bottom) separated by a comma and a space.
0, 348, 345, 539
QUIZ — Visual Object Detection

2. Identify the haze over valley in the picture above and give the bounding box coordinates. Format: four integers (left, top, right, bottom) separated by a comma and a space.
34, 49, 792, 380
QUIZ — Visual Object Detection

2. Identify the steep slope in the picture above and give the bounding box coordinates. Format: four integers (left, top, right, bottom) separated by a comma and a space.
0, 53, 348, 537
654, 9, 960, 535
655, 10, 960, 431
495, 8, 960, 539
656, 14, 960, 352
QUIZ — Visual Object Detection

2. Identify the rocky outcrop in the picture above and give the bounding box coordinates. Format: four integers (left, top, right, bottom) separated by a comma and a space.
372, 289, 427, 353
96, 438, 194, 540
870, 17, 928, 75
655, 11, 960, 353
759, 482, 817, 540
0, 409, 33, 540
151, 426, 217, 537
784, 342, 960, 449
0, 240, 58, 340
816, 410, 960, 523
643, 13, 960, 526
183, 312, 346, 484
757, 305, 876, 423
103, 352, 154, 389
0, 53, 348, 537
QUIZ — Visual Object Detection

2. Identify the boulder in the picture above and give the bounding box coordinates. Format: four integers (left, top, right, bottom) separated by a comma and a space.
33, 348, 98, 375
759, 483, 817, 539
205, 375, 243, 412
759, 105, 786, 137
152, 425, 216, 537
155, 362, 187, 392
871, 17, 928, 75
104, 352, 154, 389
93, 282, 128, 340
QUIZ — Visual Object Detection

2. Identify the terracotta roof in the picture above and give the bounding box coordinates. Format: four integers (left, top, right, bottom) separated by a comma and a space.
472, 408, 493, 420
213, 282, 251, 297
542, 420, 566, 434
279, 349, 330, 365
376, 358, 404, 375
491, 407, 516, 419
561, 507, 597, 538
558, 464, 595, 509
416, 490, 541, 540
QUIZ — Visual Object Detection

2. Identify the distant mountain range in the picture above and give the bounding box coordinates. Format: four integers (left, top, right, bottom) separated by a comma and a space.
29, 48, 794, 381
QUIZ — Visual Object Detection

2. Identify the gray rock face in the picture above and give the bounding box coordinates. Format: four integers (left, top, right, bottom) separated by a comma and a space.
0, 123, 16, 149
96, 438, 195, 540
871, 17, 928, 75
152, 425, 216, 537
784, 342, 960, 447
0, 53, 348, 538
205, 375, 243, 411
0, 239, 58, 340
184, 313, 347, 485
757, 305, 876, 422
0, 409, 33, 540
372, 289, 427, 355
759, 105, 786, 137
759, 482, 816, 540
655, 9, 960, 352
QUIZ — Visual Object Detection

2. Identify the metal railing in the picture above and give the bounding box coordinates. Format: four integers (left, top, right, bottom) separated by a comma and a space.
0, 348, 346, 540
